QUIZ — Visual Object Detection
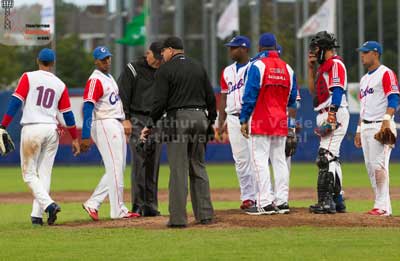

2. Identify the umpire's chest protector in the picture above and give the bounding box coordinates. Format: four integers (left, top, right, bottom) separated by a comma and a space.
250, 54, 290, 136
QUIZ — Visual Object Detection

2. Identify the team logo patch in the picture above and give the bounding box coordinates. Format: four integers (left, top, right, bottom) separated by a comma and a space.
360, 86, 374, 99
332, 77, 340, 84
392, 85, 399, 91
101, 47, 106, 53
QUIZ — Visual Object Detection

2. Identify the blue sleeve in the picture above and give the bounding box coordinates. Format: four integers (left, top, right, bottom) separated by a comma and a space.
287, 73, 297, 108
239, 64, 261, 123
62, 111, 76, 127
387, 93, 399, 109
331, 87, 344, 107
5, 96, 22, 118
82, 102, 94, 139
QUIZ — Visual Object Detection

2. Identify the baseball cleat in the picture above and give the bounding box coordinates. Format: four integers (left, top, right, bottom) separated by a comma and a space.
240, 199, 255, 210
276, 203, 290, 214
45, 202, 61, 225
122, 212, 141, 219
245, 204, 277, 215
31, 216, 44, 226
367, 208, 387, 216
82, 204, 99, 221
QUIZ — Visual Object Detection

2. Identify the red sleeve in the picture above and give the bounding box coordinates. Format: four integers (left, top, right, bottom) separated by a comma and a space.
12, 73, 30, 102
58, 86, 72, 113
328, 61, 346, 89
220, 69, 228, 94
382, 70, 399, 96
83, 78, 103, 103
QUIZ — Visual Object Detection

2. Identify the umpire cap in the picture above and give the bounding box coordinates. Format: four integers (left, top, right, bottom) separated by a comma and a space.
149, 41, 163, 60
162, 36, 184, 50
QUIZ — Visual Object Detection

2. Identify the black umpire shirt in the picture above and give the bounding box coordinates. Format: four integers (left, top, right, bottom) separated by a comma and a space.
117, 57, 157, 119
150, 53, 217, 124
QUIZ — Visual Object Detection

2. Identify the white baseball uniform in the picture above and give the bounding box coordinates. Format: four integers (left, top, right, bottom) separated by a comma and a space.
359, 65, 399, 215
314, 57, 349, 190
220, 62, 256, 202
13, 70, 73, 218
83, 69, 130, 219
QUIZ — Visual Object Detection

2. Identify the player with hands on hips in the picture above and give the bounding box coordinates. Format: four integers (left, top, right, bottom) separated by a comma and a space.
0, 48, 80, 226
354, 41, 399, 216
80, 46, 139, 220
218, 35, 256, 211
307, 31, 349, 214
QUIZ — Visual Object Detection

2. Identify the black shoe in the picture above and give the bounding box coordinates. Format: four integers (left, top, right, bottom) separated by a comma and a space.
334, 195, 346, 213
31, 216, 43, 226
309, 202, 336, 214
132, 205, 143, 216
199, 219, 213, 225
142, 207, 161, 217
166, 223, 187, 229
276, 203, 290, 214
245, 204, 277, 215
45, 202, 61, 225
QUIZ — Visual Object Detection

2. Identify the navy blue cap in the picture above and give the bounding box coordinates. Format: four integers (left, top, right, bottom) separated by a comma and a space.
225, 36, 251, 49
93, 46, 112, 60
357, 41, 382, 55
259, 33, 276, 48
38, 48, 55, 62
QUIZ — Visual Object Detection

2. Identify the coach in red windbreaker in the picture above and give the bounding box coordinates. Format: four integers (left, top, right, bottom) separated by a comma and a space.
239, 33, 297, 215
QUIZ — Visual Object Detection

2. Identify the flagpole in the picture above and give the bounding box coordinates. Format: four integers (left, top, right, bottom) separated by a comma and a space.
115, 0, 124, 77
295, 0, 301, 79
210, 0, 217, 86
202, 0, 210, 74
377, 0, 383, 62
357, 0, 364, 80
127, 0, 136, 61
337, 0, 343, 56
249, 0, 260, 57
52, 0, 56, 74
302, 0, 309, 83
174, 0, 184, 39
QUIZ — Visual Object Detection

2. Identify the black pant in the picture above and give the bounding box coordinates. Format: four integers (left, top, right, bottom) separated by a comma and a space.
129, 114, 162, 214
166, 110, 214, 225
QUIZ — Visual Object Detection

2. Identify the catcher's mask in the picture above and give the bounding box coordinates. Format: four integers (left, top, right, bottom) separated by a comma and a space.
309, 31, 340, 64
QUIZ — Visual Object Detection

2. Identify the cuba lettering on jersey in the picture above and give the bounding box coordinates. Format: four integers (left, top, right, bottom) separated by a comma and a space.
84, 69, 125, 120
220, 62, 250, 114
359, 65, 399, 121
12, 71, 72, 125
250, 53, 292, 136
314, 56, 348, 111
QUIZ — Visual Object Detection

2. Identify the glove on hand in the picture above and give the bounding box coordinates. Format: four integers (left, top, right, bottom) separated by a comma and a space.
374, 127, 396, 145
0, 126, 15, 156
285, 128, 297, 157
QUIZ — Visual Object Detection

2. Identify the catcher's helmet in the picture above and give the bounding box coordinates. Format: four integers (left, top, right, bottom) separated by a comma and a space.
309, 31, 339, 51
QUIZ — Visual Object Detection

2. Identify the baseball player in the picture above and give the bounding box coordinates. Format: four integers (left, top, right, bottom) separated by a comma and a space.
308, 31, 349, 214
80, 46, 139, 220
218, 35, 256, 210
240, 33, 297, 215
354, 41, 399, 216
0, 48, 80, 226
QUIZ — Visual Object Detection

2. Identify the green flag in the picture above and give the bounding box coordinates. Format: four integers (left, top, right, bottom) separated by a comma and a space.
116, 11, 146, 46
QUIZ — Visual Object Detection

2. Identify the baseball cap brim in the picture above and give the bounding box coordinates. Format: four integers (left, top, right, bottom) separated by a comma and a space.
96, 53, 112, 60
357, 47, 371, 52
225, 42, 241, 47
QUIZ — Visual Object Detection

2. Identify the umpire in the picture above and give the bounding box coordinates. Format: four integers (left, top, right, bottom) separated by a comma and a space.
141, 36, 217, 228
117, 41, 163, 217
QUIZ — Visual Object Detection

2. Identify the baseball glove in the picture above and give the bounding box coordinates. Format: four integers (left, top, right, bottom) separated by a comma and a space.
314, 121, 334, 137
285, 128, 297, 157
0, 126, 15, 156
374, 128, 396, 145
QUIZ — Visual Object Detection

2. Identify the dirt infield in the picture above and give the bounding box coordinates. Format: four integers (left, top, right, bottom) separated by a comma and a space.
61, 208, 400, 230
2, 187, 400, 204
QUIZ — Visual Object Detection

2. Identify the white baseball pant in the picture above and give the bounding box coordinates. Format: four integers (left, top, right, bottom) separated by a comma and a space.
316, 107, 349, 188
227, 114, 256, 201
249, 135, 289, 207
84, 119, 129, 219
20, 124, 58, 218
361, 121, 393, 215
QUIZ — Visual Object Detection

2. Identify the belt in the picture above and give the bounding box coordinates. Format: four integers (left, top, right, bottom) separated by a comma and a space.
318, 107, 330, 114
132, 111, 150, 116
230, 113, 240, 117
169, 107, 205, 112
362, 119, 383, 124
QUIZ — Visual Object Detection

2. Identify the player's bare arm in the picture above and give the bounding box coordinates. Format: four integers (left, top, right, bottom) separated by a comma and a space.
354, 118, 362, 148
217, 93, 227, 140
122, 120, 133, 141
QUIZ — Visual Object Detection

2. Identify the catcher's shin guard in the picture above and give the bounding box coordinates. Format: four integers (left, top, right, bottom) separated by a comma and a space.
310, 149, 336, 214
333, 172, 346, 213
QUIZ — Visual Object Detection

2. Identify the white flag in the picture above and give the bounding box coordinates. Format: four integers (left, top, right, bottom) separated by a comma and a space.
217, 0, 239, 40
40, 0, 55, 35
296, 0, 335, 38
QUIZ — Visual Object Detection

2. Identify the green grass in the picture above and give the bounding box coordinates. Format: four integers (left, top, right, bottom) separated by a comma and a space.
1, 163, 400, 193
1, 163, 400, 260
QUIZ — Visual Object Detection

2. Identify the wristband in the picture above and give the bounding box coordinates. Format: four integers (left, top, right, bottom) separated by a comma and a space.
383, 114, 391, 121
356, 125, 361, 133
67, 126, 78, 139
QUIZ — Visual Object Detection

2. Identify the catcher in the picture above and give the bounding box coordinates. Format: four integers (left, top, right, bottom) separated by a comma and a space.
307, 31, 349, 214
354, 41, 399, 216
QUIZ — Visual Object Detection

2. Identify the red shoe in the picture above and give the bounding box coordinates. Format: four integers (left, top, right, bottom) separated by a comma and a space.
367, 208, 387, 216
82, 204, 99, 221
240, 200, 255, 210
123, 212, 141, 219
